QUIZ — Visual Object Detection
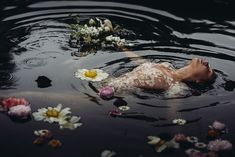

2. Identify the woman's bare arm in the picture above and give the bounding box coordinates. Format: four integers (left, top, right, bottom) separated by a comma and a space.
121, 48, 149, 64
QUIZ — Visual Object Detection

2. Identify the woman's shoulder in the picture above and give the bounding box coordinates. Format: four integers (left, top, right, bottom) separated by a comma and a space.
159, 62, 176, 71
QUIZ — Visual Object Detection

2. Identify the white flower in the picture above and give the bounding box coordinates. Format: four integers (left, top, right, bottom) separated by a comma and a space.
195, 142, 207, 148
118, 106, 130, 111
34, 129, 53, 139
74, 69, 109, 82
101, 150, 116, 157
165, 138, 180, 149
32, 104, 70, 124
185, 148, 200, 155
89, 18, 96, 25
186, 136, 199, 143
105, 35, 125, 46
60, 116, 82, 130
147, 136, 161, 145
104, 26, 111, 32
172, 118, 186, 125
34, 129, 50, 136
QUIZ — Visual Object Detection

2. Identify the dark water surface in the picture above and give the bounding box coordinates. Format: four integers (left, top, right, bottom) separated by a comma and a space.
0, 0, 235, 157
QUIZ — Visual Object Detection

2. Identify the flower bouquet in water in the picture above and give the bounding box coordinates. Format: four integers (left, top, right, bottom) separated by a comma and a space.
69, 16, 134, 56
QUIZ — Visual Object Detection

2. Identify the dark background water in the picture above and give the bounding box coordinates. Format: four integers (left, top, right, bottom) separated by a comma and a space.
0, 0, 235, 157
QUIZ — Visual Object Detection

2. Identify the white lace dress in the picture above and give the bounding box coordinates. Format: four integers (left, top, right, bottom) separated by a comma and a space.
107, 62, 191, 98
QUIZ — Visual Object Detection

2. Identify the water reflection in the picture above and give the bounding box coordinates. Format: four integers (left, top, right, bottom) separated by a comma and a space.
0, 0, 235, 157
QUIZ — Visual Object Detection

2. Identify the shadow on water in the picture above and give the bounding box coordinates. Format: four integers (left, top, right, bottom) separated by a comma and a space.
0, 0, 235, 157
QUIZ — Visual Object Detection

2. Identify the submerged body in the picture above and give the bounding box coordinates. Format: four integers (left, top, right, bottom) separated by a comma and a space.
99, 58, 215, 99
107, 62, 190, 98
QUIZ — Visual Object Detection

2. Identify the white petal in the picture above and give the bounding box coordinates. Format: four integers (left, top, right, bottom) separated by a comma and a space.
55, 104, 62, 111
60, 108, 71, 116
32, 112, 45, 121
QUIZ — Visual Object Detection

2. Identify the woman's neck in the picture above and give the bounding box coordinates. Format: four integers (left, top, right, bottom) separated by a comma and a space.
171, 65, 192, 82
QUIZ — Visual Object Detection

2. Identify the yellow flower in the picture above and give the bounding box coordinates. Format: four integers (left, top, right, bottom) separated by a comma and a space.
75, 69, 109, 81
84, 69, 97, 78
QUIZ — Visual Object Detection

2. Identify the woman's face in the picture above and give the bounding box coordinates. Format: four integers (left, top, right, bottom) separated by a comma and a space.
188, 58, 215, 83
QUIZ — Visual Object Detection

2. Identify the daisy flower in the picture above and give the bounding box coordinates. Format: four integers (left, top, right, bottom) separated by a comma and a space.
147, 136, 161, 145
172, 118, 187, 125
195, 142, 207, 149
59, 116, 83, 130
118, 106, 130, 111
185, 148, 200, 155
32, 104, 70, 124
187, 136, 199, 143
34, 129, 53, 139
75, 69, 109, 82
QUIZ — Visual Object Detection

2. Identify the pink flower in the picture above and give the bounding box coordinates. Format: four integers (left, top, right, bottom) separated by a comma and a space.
99, 86, 114, 99
8, 105, 31, 119
208, 139, 232, 152
210, 121, 226, 131
1, 97, 29, 109
174, 134, 186, 143
109, 109, 122, 117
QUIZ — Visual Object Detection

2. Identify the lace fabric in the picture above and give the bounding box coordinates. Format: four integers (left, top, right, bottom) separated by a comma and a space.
99, 62, 191, 98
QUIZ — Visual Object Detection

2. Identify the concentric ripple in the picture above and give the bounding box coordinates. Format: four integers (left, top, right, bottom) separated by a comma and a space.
0, 1, 235, 157
20, 57, 47, 69
1, 0, 234, 100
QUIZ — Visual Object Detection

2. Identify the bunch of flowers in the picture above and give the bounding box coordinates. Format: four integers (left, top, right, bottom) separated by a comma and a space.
0, 97, 31, 120
32, 104, 82, 130
33, 129, 62, 148
147, 121, 233, 157
69, 16, 132, 56
207, 121, 227, 139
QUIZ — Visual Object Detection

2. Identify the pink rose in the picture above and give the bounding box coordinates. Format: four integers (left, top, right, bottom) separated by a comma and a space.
99, 86, 114, 99
174, 134, 186, 142
8, 105, 31, 119
211, 121, 226, 131
208, 139, 232, 152
1, 97, 29, 109
109, 109, 122, 117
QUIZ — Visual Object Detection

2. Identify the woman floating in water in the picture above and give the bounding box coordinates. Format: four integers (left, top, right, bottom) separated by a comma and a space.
99, 57, 216, 99
70, 17, 216, 98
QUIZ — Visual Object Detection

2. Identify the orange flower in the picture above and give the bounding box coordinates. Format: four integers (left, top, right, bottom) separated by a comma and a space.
48, 139, 62, 148
207, 130, 220, 138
